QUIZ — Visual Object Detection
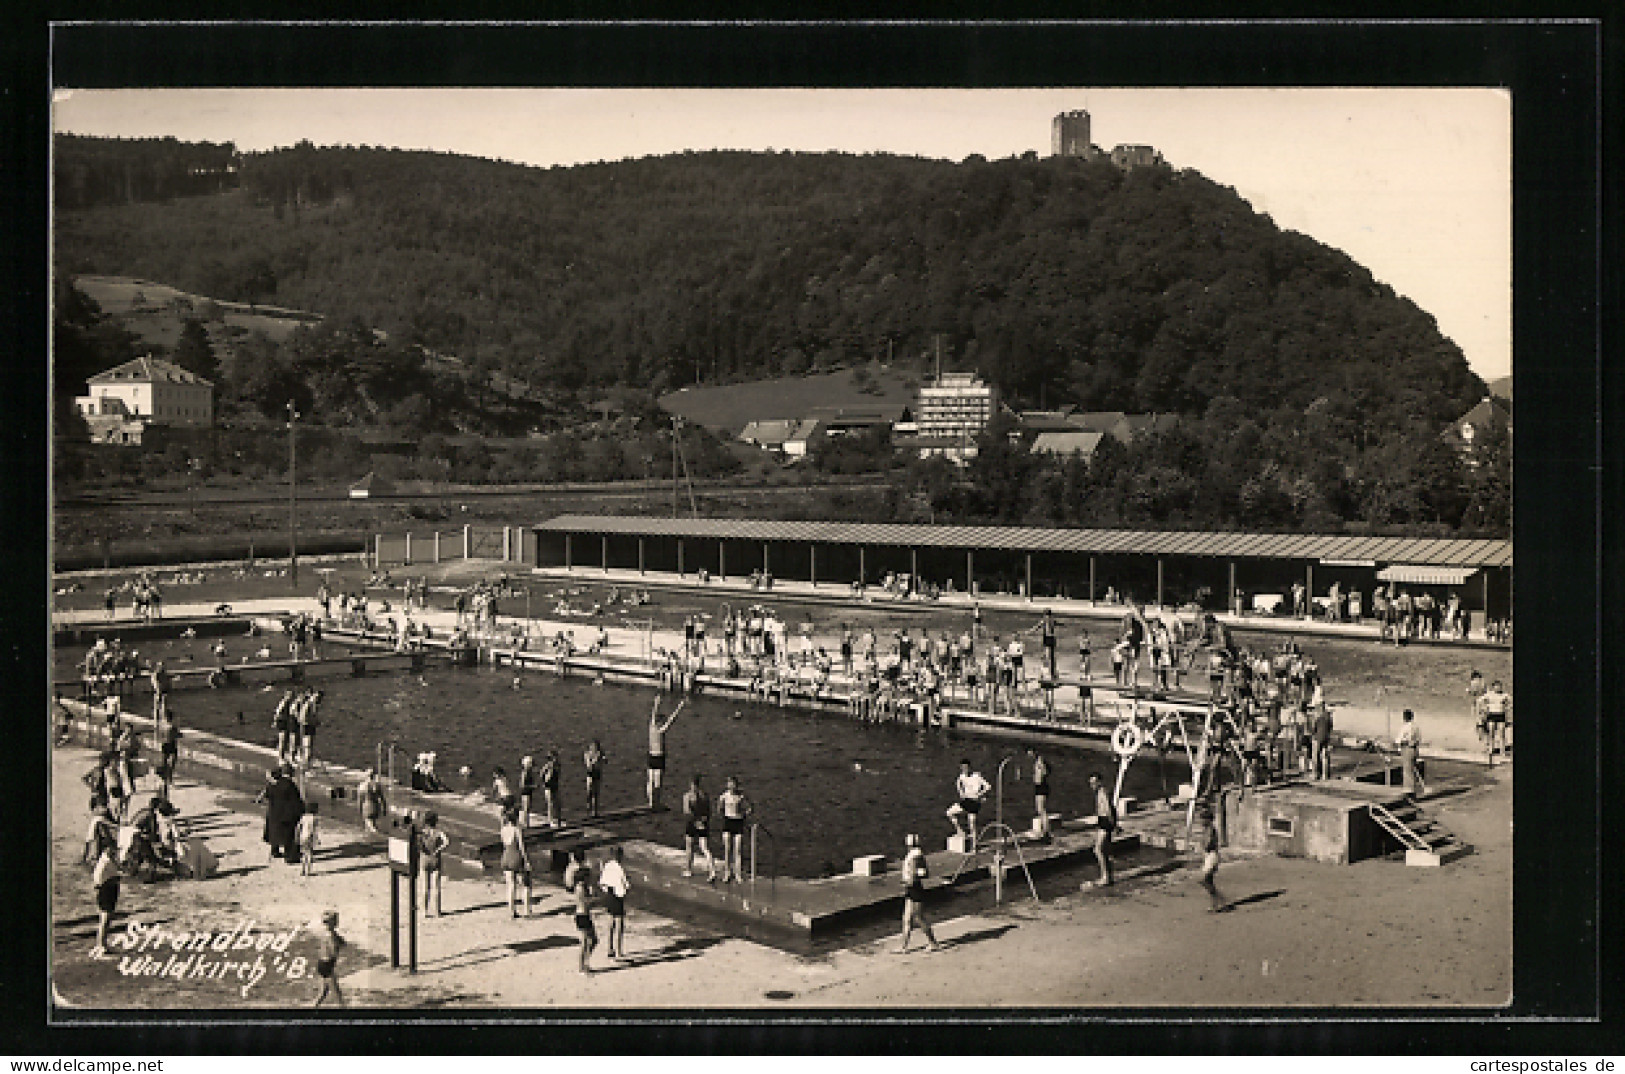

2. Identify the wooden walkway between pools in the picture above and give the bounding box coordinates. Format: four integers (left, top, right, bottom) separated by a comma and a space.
54, 645, 472, 699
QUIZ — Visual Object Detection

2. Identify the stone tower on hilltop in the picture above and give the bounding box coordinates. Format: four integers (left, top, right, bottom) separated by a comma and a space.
1051, 110, 1095, 158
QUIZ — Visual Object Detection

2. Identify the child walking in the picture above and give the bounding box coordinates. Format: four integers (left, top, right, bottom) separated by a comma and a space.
296, 802, 320, 877
312, 910, 346, 1007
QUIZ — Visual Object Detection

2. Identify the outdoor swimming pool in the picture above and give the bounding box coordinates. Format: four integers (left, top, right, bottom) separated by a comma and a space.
59, 639, 1174, 878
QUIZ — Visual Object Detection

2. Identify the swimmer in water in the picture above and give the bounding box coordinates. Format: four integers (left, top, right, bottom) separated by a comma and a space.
646, 696, 685, 810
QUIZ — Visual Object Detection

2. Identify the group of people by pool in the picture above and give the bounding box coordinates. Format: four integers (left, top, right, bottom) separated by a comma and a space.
281, 612, 324, 661
78, 698, 210, 959
80, 636, 144, 686
101, 574, 164, 622
270, 686, 324, 769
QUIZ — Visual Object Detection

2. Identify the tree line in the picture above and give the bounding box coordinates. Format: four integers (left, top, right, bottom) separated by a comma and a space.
53, 137, 1505, 535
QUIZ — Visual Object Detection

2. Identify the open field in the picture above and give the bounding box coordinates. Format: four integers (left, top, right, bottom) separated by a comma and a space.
73, 274, 321, 342
51, 480, 890, 556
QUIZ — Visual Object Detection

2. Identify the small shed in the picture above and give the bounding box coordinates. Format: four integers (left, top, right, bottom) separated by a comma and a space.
349, 472, 394, 499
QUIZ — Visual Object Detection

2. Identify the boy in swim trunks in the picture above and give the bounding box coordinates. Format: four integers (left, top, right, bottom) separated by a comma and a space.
646, 696, 685, 810
1195, 799, 1226, 912
1480, 681, 1511, 761
1088, 772, 1117, 886
312, 910, 346, 1007
564, 849, 598, 974
682, 774, 717, 881
717, 775, 752, 884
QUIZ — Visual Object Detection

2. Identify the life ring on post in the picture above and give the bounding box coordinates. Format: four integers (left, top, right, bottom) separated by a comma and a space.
1112, 721, 1144, 758
1152, 725, 1173, 752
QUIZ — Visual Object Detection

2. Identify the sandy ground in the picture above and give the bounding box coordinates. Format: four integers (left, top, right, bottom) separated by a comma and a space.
52, 737, 1511, 1010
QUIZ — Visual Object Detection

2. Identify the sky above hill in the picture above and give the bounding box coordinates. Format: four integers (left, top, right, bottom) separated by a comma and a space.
52, 86, 1510, 383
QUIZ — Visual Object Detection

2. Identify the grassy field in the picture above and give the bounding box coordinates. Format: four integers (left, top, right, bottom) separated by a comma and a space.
74, 274, 320, 344
659, 365, 917, 433
50, 482, 894, 556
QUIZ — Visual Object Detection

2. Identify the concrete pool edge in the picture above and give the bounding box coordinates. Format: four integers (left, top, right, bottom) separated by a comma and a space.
53, 700, 1150, 941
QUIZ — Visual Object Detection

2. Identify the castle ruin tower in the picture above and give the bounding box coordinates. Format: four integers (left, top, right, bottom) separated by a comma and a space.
1051, 110, 1093, 157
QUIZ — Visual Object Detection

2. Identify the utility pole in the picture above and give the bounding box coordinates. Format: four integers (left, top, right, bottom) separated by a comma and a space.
671, 415, 680, 518
287, 400, 299, 590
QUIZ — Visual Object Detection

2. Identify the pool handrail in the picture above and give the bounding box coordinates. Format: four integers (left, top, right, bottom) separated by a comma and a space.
749, 820, 778, 897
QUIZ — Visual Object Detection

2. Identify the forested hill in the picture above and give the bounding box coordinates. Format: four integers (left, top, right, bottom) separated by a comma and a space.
55, 137, 1483, 430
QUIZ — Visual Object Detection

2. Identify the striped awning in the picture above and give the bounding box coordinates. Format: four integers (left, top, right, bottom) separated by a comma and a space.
1376, 565, 1482, 585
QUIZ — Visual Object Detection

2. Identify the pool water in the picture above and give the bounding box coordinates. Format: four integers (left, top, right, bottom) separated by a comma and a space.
60, 641, 1176, 878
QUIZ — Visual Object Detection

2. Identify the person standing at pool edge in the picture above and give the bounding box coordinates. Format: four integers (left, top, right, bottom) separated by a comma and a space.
718, 775, 753, 884
1088, 772, 1116, 886
647, 696, 685, 810
418, 811, 449, 916
584, 739, 606, 818
1396, 709, 1425, 795
946, 760, 990, 845
517, 757, 538, 828
599, 844, 631, 959
499, 806, 533, 918
541, 748, 562, 828
564, 848, 598, 974
682, 774, 717, 881
1032, 753, 1052, 839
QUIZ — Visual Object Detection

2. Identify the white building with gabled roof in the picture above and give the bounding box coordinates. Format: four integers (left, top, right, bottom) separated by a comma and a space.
75, 356, 214, 441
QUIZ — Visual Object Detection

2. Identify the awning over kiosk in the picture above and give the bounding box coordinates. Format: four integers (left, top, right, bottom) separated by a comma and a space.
1376, 565, 1481, 585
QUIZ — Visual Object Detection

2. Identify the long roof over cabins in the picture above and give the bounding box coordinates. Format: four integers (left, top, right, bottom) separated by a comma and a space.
536, 515, 1512, 568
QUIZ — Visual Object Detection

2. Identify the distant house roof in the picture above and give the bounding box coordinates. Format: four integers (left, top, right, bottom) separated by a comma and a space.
87, 355, 213, 388
348, 471, 393, 497
1018, 410, 1088, 433
1031, 431, 1105, 458
1457, 397, 1512, 431
803, 403, 908, 426
1444, 396, 1512, 454
1069, 411, 1131, 436
784, 419, 824, 445
739, 420, 797, 448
